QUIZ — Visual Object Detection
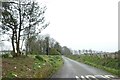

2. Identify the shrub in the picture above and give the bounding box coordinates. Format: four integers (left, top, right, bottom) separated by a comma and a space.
7, 72, 17, 78
49, 48, 60, 55
2, 54, 9, 58
35, 55, 44, 61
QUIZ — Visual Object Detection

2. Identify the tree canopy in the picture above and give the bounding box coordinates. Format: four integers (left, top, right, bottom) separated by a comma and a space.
1, 0, 49, 57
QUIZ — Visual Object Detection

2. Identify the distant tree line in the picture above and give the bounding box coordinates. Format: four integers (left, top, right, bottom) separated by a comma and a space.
74, 49, 109, 54
62, 46, 73, 55
25, 34, 73, 55
73, 49, 119, 59
25, 35, 62, 55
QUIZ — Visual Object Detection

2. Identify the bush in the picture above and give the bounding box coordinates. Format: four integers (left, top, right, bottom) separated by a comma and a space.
7, 72, 17, 78
2, 54, 9, 58
49, 48, 60, 55
35, 55, 44, 61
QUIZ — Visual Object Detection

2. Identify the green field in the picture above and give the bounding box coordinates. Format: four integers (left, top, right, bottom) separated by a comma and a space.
2, 55, 63, 79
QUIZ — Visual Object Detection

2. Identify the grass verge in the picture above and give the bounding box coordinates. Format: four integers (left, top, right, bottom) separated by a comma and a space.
2, 55, 63, 79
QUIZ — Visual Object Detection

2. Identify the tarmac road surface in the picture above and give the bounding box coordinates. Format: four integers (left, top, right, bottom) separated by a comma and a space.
51, 56, 118, 80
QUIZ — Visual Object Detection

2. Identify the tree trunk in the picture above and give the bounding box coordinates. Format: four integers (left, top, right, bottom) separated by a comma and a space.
11, 30, 16, 57
26, 35, 30, 56
17, 4, 22, 56
21, 38, 25, 55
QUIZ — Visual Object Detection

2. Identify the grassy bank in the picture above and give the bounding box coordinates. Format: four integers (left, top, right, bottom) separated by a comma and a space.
66, 55, 120, 76
2, 55, 63, 79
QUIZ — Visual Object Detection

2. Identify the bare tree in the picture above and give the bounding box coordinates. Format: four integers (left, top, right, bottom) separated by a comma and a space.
1, 0, 49, 57
62, 46, 72, 55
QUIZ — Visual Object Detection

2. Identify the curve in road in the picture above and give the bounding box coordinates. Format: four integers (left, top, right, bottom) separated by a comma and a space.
51, 56, 118, 80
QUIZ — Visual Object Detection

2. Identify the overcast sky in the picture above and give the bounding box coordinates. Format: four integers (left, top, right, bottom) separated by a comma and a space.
0, 0, 119, 52
36, 0, 119, 52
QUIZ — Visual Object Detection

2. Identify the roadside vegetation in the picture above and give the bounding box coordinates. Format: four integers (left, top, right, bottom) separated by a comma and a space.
0, 0, 66, 79
2, 55, 63, 79
1, 0, 119, 79
66, 52, 120, 76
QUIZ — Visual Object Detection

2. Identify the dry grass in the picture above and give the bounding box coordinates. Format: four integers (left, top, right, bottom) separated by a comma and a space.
2, 55, 63, 78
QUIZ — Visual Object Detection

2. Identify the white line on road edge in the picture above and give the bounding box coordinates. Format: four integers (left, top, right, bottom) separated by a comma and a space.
75, 75, 116, 80
76, 76, 85, 78
86, 75, 96, 78
75, 76, 81, 80
75, 76, 79, 79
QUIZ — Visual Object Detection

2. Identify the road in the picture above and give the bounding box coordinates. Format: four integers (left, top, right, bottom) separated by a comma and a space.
51, 56, 118, 80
